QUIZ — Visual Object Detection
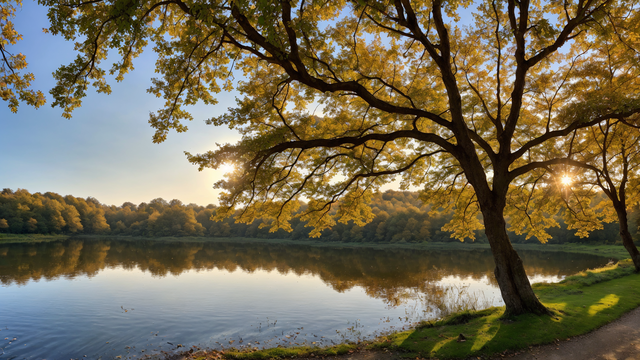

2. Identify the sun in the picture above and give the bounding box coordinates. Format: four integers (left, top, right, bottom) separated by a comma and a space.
560, 174, 573, 187
219, 163, 235, 174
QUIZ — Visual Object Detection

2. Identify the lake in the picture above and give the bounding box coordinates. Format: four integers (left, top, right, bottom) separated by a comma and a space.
0, 238, 609, 359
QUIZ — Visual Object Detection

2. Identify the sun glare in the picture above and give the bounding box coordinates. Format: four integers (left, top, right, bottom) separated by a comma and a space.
219, 163, 235, 174
560, 174, 573, 187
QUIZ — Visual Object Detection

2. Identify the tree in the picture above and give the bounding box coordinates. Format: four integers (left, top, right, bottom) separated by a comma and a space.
539, 24, 640, 271
0, 218, 8, 232
0, 0, 45, 112
147, 204, 205, 236
61, 202, 84, 233
554, 118, 640, 271
5, 0, 640, 315
64, 195, 110, 233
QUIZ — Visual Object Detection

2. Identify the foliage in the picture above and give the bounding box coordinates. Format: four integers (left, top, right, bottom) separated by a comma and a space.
0, 0, 45, 111
545, 120, 640, 237
0, 188, 88, 234
2, 188, 636, 245
1, 0, 639, 241
7, 0, 640, 313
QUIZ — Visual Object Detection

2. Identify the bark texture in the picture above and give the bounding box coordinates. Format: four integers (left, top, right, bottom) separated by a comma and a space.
616, 208, 640, 272
479, 196, 549, 316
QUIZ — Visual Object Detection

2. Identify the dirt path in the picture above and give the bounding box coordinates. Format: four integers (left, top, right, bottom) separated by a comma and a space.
506, 306, 640, 360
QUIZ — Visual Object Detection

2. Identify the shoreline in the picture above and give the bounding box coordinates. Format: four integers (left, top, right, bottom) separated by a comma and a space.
2, 234, 638, 359
1, 234, 633, 260
166, 259, 640, 360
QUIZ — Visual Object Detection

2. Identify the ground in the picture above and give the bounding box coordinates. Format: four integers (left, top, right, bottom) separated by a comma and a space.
507, 305, 640, 360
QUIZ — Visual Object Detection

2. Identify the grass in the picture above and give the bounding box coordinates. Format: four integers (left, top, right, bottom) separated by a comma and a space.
512, 243, 633, 261
370, 259, 640, 359
182, 343, 361, 360
0, 233, 69, 243
181, 259, 640, 360
219, 343, 359, 359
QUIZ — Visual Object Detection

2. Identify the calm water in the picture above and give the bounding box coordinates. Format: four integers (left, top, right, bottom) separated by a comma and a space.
0, 238, 609, 360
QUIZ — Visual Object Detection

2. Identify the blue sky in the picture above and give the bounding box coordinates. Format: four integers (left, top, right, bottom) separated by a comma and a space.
1, 2, 479, 207
1, 1, 241, 206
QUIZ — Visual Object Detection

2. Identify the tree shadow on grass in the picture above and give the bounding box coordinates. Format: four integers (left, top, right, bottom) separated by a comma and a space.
394, 273, 640, 359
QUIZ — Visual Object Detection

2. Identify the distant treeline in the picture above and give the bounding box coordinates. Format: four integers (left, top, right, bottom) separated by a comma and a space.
0, 188, 636, 244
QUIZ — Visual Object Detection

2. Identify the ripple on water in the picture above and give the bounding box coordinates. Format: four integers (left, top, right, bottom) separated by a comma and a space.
0, 239, 610, 359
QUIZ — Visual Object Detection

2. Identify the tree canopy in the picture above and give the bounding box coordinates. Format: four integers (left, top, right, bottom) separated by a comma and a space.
0, 0, 45, 111
549, 118, 640, 270
4, 0, 640, 315
2, 188, 633, 245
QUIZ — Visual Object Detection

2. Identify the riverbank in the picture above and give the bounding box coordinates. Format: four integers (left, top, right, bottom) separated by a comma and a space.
166, 258, 640, 360
0, 233, 69, 243
8, 234, 632, 260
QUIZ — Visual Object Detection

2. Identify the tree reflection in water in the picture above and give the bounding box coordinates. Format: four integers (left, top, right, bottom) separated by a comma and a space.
0, 238, 608, 312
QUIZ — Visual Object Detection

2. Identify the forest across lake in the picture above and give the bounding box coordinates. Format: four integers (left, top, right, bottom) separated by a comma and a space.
1, 188, 635, 245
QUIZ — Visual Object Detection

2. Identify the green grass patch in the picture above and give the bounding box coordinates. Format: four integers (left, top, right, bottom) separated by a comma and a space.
558, 259, 637, 286
418, 308, 498, 329
371, 259, 640, 359
218, 343, 358, 359
0, 233, 69, 244
512, 243, 633, 261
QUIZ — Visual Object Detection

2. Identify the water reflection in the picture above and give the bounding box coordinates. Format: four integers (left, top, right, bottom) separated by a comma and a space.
0, 238, 610, 359
0, 238, 607, 305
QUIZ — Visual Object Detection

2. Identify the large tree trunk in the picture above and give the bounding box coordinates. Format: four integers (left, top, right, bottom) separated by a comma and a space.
454, 135, 548, 316
615, 208, 640, 272
481, 204, 549, 316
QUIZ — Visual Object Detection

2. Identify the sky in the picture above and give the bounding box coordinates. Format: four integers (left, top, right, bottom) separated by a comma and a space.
0, 2, 480, 207
1, 1, 242, 206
